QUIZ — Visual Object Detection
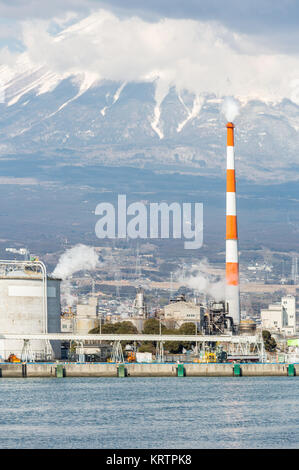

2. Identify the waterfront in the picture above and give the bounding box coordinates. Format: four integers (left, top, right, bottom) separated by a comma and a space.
0, 377, 298, 448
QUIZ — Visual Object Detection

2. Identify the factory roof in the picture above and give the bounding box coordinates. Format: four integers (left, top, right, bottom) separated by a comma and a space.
0, 275, 61, 281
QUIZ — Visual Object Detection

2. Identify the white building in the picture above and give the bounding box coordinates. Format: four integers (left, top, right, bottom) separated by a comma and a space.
161, 295, 204, 329
261, 295, 296, 335
282, 295, 296, 335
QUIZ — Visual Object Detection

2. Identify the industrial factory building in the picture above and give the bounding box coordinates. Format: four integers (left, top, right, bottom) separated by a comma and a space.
159, 294, 204, 330
261, 295, 296, 336
0, 260, 62, 361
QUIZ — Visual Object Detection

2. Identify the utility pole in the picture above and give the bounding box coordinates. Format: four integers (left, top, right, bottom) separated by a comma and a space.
135, 242, 142, 281
169, 271, 173, 301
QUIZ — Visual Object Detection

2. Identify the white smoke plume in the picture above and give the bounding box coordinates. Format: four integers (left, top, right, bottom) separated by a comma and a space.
176, 259, 225, 302
221, 96, 240, 122
60, 279, 78, 308
53, 244, 100, 279
53, 244, 100, 308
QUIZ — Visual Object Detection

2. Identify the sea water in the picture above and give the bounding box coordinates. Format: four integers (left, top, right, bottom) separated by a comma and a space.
0, 376, 298, 449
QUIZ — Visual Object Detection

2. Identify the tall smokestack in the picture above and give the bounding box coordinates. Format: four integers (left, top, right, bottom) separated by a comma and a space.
225, 122, 240, 327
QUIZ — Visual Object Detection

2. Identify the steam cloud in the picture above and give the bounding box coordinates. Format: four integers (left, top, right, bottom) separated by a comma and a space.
53, 244, 100, 279
176, 259, 225, 302
53, 244, 99, 280
53, 244, 100, 307
221, 96, 240, 122
60, 280, 78, 308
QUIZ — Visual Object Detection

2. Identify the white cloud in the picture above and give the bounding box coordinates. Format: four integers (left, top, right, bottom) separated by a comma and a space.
1, 8, 299, 108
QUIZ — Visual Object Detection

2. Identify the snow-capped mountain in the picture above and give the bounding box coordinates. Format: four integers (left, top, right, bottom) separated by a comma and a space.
1, 44, 299, 183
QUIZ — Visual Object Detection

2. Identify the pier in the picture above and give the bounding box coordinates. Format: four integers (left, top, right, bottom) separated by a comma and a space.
0, 362, 297, 378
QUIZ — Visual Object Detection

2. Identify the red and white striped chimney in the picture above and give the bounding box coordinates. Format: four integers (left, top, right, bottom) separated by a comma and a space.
225, 122, 240, 327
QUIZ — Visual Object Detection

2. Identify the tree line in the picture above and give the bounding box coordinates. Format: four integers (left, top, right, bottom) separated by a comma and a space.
89, 318, 198, 354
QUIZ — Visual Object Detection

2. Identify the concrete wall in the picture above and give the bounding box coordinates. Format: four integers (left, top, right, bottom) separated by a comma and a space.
240, 363, 288, 376
0, 362, 297, 377
0, 364, 23, 377
62, 363, 116, 377
128, 364, 176, 377
184, 364, 233, 377
26, 363, 56, 377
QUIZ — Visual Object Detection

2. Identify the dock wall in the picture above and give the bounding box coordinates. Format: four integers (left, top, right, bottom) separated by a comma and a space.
0, 362, 297, 378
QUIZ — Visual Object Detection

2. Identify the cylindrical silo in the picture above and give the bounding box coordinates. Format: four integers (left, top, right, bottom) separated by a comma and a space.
0, 261, 62, 361
74, 296, 99, 334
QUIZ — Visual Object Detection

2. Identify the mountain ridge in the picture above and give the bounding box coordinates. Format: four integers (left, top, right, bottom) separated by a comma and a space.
1, 67, 299, 183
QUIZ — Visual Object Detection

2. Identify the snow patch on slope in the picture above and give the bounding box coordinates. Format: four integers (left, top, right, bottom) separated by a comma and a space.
45, 72, 98, 119
177, 94, 204, 132
151, 79, 170, 139
0, 53, 66, 107
7, 69, 60, 106
101, 81, 126, 116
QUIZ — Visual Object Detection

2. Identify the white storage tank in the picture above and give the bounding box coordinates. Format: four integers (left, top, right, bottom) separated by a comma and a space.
0, 260, 61, 361
75, 296, 99, 334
